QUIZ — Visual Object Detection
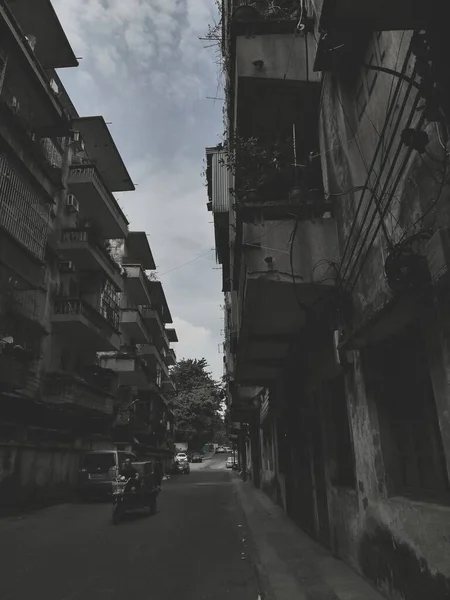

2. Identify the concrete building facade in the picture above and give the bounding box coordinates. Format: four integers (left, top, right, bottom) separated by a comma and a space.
0, 1, 177, 506
209, 2, 450, 599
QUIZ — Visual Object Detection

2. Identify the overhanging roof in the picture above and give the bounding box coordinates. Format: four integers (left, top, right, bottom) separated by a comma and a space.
126, 232, 156, 270
165, 328, 178, 343
71, 116, 135, 192
147, 281, 172, 324
6, 0, 78, 68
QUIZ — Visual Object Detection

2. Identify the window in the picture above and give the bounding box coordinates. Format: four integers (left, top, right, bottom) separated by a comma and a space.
366, 324, 449, 502
326, 374, 356, 488
100, 279, 120, 329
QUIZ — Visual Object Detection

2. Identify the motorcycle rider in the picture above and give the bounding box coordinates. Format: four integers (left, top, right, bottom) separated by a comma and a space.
120, 458, 139, 491
154, 459, 163, 490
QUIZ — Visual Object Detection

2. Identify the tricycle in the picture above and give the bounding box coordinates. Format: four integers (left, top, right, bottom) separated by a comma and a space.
111, 461, 158, 524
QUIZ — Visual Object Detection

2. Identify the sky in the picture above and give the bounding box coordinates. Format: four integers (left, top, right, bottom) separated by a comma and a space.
53, 0, 225, 381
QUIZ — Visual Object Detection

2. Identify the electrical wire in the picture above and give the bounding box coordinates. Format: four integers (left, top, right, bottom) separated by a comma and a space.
340, 59, 418, 287
348, 111, 428, 291
399, 150, 448, 241
337, 44, 414, 279
158, 249, 215, 276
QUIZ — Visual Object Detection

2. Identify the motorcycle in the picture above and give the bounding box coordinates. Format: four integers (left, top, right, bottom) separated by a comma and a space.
111, 476, 158, 525
170, 461, 190, 475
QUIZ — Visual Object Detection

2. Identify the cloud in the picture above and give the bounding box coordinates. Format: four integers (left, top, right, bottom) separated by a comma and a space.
172, 317, 223, 382
53, 1, 225, 379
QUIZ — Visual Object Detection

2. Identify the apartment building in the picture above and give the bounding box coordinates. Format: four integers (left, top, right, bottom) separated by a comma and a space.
209, 1, 450, 598
100, 233, 178, 469
0, 1, 177, 506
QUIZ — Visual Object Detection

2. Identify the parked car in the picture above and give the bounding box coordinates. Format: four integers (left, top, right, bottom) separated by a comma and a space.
78, 450, 138, 499
226, 457, 234, 469
175, 452, 188, 462
224, 446, 232, 453
191, 454, 203, 463
215, 446, 226, 453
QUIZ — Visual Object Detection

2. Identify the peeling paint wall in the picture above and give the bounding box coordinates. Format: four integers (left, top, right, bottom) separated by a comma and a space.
318, 29, 450, 599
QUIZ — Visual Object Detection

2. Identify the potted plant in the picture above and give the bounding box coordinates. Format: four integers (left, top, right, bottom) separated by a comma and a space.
221, 133, 296, 202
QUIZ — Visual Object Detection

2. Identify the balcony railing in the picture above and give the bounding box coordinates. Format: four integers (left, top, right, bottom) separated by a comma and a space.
233, 0, 301, 21
0, 2, 66, 124
0, 288, 44, 327
61, 228, 122, 274
0, 151, 49, 260
68, 165, 128, 229
43, 372, 114, 414
0, 352, 40, 396
53, 297, 120, 331
0, 83, 65, 178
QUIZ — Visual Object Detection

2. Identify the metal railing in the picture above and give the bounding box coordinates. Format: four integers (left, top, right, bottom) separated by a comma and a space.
0, 352, 41, 395
0, 289, 40, 322
0, 152, 49, 260
68, 165, 127, 225
44, 372, 114, 414
61, 228, 122, 273
0, 84, 64, 173
53, 297, 120, 331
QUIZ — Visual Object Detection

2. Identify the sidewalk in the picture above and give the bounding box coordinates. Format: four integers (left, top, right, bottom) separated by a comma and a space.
233, 477, 387, 600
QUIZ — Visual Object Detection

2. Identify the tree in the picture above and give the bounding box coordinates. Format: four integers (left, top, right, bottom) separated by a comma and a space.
168, 358, 225, 449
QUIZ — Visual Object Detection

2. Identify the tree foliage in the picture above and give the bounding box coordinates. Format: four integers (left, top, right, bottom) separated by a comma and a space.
168, 358, 225, 449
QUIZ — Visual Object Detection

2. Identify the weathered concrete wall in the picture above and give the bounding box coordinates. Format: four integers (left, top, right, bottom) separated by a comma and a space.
318, 29, 450, 599
0, 436, 113, 508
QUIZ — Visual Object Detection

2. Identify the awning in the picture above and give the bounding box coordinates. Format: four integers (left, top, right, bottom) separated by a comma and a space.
6, 0, 78, 68
71, 116, 134, 192
126, 232, 156, 270
147, 281, 172, 324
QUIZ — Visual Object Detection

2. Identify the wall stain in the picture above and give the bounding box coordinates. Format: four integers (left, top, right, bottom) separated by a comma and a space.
359, 523, 450, 600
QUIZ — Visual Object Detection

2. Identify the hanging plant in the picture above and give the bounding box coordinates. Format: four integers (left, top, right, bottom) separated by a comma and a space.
220, 132, 297, 201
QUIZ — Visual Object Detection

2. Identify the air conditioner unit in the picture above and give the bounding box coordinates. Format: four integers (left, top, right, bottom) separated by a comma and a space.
66, 194, 79, 213
59, 261, 75, 273
49, 78, 59, 94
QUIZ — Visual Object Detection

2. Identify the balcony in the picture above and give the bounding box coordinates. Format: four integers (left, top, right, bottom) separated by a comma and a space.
0, 152, 50, 261
100, 354, 158, 391
0, 288, 47, 334
313, 0, 438, 32
235, 27, 318, 84
140, 306, 164, 337
0, 4, 68, 134
123, 265, 152, 306
138, 344, 169, 378
43, 372, 114, 415
59, 228, 124, 291
235, 218, 339, 385
162, 379, 176, 394
226, 132, 329, 222
5, 0, 79, 69
51, 297, 120, 351
166, 349, 176, 367
68, 165, 129, 239
120, 308, 151, 344
231, 0, 308, 35
71, 116, 135, 193
0, 351, 40, 397
166, 328, 178, 343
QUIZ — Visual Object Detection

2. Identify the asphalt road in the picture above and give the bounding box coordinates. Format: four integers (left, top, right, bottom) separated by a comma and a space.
0, 454, 257, 600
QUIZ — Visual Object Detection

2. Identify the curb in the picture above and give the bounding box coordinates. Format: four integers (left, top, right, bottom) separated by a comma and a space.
231, 476, 276, 600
